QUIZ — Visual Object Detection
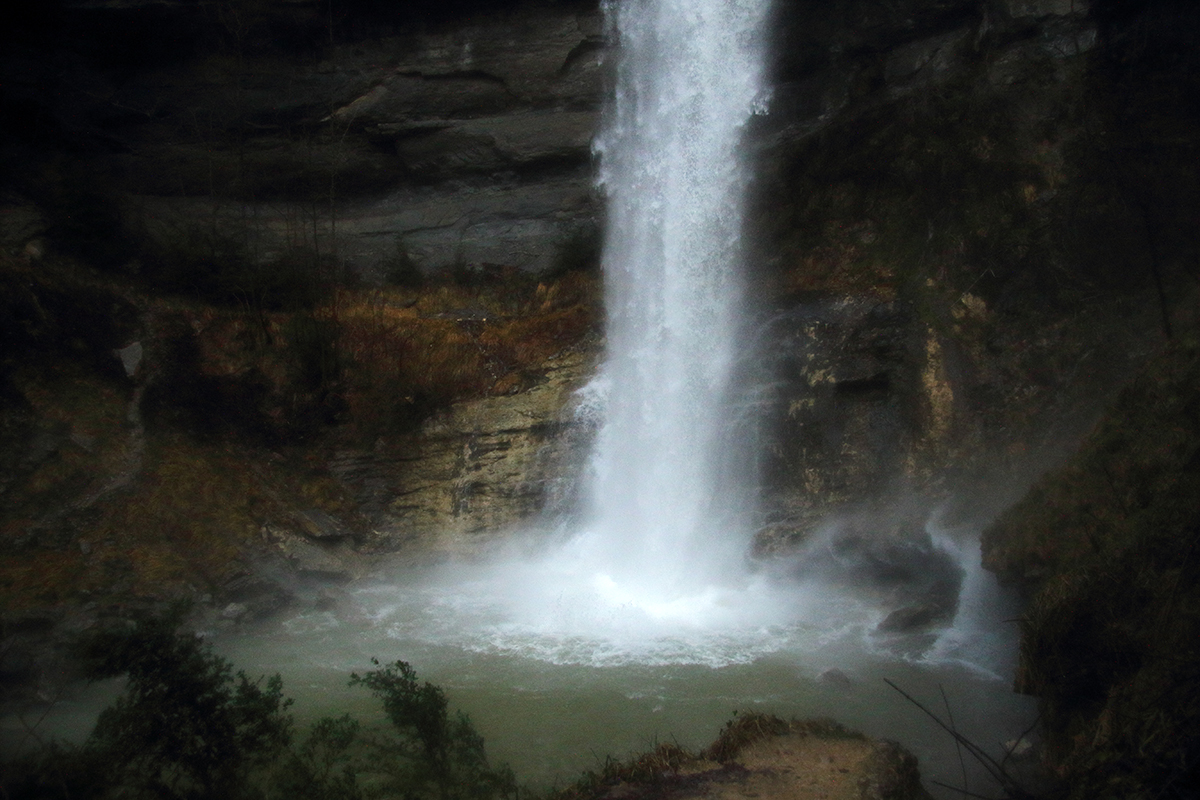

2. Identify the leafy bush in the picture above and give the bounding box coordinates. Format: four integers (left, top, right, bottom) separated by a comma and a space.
77, 609, 293, 800
984, 343, 1200, 798
1, 614, 516, 800
349, 659, 517, 800
272, 715, 364, 800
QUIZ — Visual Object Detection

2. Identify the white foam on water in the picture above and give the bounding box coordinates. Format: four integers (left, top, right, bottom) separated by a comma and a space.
355, 527, 1013, 673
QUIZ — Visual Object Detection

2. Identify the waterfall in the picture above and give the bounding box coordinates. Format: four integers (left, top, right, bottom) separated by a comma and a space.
207, 10, 1033, 774
574, 0, 773, 597
202, 7, 1035, 784
384, 0, 1003, 677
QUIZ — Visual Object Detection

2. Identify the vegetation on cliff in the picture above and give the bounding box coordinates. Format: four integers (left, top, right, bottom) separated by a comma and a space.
983, 343, 1200, 798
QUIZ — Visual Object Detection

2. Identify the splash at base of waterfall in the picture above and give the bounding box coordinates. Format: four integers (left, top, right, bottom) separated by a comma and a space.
201, 521, 1034, 796
329, 517, 1018, 678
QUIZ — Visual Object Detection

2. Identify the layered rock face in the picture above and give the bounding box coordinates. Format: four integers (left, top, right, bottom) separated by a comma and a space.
4, 0, 605, 280
2, 1, 608, 593
333, 347, 593, 552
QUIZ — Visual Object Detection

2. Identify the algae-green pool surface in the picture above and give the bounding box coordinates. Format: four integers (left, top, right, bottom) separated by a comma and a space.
212, 526, 1037, 799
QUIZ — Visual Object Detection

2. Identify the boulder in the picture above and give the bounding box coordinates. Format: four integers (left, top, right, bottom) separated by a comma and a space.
218, 571, 294, 621
114, 341, 143, 378
876, 602, 954, 633
584, 715, 930, 800
273, 532, 354, 582
788, 510, 965, 622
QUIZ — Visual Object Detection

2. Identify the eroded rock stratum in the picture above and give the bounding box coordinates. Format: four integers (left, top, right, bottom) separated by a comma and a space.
2, 0, 1194, 590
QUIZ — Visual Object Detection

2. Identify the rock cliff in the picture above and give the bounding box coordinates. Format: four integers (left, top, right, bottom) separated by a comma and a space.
746, 0, 1196, 536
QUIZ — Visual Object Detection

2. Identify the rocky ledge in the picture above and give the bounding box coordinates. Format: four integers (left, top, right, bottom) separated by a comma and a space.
569, 715, 928, 800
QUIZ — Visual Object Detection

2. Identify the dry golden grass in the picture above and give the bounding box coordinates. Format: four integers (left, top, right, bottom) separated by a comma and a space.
549, 742, 697, 800
0, 430, 349, 609
83, 435, 261, 596
330, 272, 599, 428
132, 268, 599, 436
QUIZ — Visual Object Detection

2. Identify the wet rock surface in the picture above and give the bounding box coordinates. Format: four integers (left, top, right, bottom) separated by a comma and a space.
330, 347, 594, 552
744, 0, 1193, 543
769, 507, 966, 641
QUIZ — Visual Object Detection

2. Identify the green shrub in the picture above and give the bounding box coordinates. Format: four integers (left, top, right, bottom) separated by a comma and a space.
272, 716, 365, 800
349, 659, 517, 800
76, 609, 294, 800
0, 616, 515, 800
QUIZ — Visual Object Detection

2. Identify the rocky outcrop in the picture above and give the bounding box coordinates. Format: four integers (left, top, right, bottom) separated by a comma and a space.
741, 0, 1195, 543
3, 0, 1197, 563
330, 346, 594, 553
728, 0, 1184, 548
574, 715, 929, 800
753, 298, 928, 524
4, 0, 1195, 580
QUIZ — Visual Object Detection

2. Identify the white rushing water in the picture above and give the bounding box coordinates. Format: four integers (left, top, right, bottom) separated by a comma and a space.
577, 0, 772, 593
422, 0, 782, 649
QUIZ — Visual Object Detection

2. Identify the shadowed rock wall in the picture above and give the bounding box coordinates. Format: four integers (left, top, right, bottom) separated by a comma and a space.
3, 0, 606, 282
743, 0, 1196, 540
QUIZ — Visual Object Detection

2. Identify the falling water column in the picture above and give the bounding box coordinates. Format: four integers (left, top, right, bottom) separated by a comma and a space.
583, 0, 772, 596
